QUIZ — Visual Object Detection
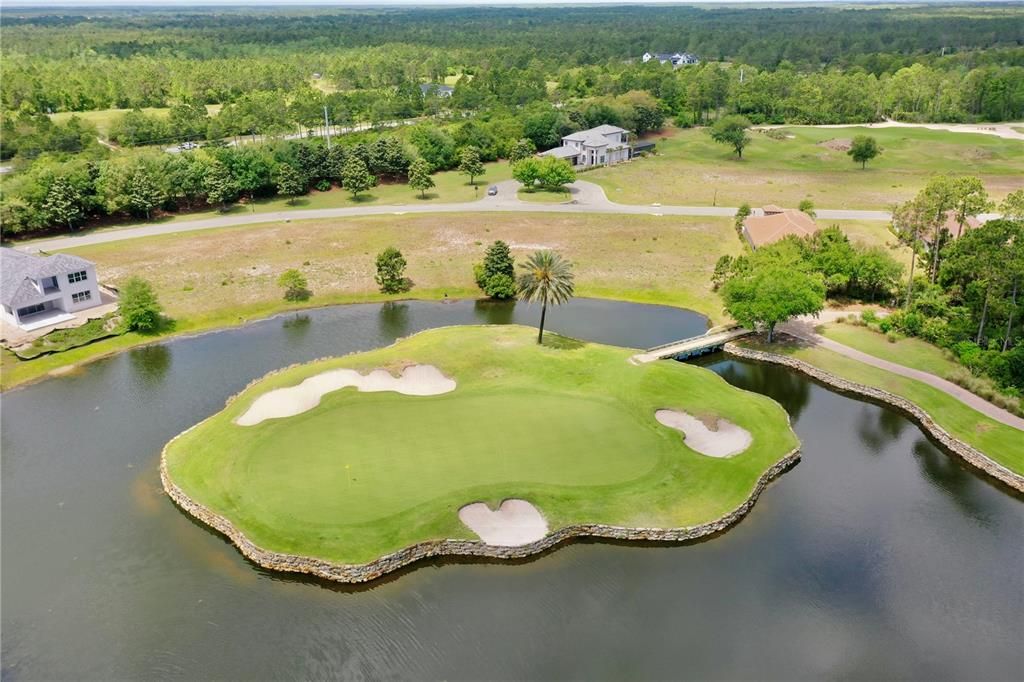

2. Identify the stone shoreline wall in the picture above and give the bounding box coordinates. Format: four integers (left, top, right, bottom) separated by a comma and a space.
160, 440, 801, 584
724, 342, 1024, 493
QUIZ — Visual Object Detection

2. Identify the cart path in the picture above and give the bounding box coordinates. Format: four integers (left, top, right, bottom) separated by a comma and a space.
781, 315, 1024, 431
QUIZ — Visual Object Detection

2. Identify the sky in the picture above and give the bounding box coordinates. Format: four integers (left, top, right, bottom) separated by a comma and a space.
1, 0, 868, 5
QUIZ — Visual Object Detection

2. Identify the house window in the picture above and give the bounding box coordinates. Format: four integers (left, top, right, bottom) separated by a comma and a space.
17, 303, 46, 317
72, 290, 92, 304
600, 155, 606, 163
68, 270, 88, 284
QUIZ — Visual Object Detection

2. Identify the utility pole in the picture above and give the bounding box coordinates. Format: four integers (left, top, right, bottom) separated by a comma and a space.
323, 105, 332, 149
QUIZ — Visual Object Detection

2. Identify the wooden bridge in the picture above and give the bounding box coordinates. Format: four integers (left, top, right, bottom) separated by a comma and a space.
632, 326, 754, 364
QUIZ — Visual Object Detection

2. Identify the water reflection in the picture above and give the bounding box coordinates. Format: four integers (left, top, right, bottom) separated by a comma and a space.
377, 301, 411, 339
856, 404, 908, 454
280, 313, 312, 345
912, 437, 993, 524
127, 345, 172, 387
473, 298, 516, 325
696, 354, 811, 420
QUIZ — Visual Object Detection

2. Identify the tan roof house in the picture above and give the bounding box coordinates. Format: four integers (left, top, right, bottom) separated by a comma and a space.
939, 209, 982, 240
742, 207, 819, 249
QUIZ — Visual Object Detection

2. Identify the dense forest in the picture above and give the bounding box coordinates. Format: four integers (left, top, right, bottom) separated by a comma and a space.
2, 4, 1023, 237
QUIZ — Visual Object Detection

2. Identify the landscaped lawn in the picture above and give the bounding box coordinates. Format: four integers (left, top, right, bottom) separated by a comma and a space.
164, 325, 799, 564
588, 126, 1024, 210
819, 322, 960, 377
739, 337, 1024, 475
518, 188, 571, 203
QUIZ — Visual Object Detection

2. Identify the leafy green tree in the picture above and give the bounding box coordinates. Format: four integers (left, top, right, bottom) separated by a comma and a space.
798, 198, 816, 218
949, 175, 992, 239
734, 203, 751, 234
508, 138, 536, 162
409, 125, 458, 170
474, 240, 517, 299
517, 250, 575, 344
375, 246, 409, 294
1000, 190, 1024, 222
202, 160, 238, 211
536, 156, 576, 189
274, 163, 306, 205
341, 156, 375, 199
853, 246, 903, 302
458, 146, 485, 185
721, 264, 825, 342
118, 277, 163, 333
407, 157, 435, 198
127, 166, 164, 220
367, 136, 411, 178
847, 135, 880, 169
42, 176, 83, 230
711, 255, 734, 291
277, 268, 310, 301
709, 115, 752, 159
512, 157, 542, 188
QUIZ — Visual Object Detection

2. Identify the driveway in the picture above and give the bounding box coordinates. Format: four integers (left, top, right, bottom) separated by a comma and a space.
18, 180, 905, 253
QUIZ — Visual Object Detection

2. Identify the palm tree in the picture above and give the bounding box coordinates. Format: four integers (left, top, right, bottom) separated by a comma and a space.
517, 250, 575, 344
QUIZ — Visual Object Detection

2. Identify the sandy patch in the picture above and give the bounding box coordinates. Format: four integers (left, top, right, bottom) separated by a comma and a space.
655, 409, 752, 457
236, 364, 455, 426
819, 138, 852, 152
458, 499, 549, 546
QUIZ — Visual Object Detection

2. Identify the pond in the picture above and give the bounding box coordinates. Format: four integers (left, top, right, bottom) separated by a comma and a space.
2, 299, 1021, 680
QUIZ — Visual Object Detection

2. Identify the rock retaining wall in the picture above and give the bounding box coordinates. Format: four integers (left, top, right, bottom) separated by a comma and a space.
160, 440, 800, 584
724, 342, 1024, 493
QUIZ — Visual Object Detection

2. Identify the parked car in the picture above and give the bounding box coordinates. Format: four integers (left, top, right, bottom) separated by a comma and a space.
487, 185, 498, 196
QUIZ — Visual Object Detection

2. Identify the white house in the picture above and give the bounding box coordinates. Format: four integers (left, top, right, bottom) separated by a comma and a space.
642, 51, 700, 67
1, 248, 103, 331
539, 124, 632, 168
419, 83, 454, 98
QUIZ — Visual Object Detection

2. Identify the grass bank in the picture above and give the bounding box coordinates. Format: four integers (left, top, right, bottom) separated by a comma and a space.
738, 336, 1023, 475
1, 212, 741, 390
589, 126, 1024, 210
164, 325, 799, 565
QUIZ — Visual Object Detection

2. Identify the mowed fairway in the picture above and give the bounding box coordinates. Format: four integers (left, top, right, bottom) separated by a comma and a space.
589, 126, 1024, 210
164, 325, 799, 564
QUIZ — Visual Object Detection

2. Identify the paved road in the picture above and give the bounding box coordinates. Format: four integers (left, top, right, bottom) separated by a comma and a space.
18, 180, 898, 253
781, 315, 1024, 431
756, 118, 1024, 141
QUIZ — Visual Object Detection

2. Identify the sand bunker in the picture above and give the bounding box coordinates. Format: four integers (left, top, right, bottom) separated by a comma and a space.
655, 409, 752, 458
458, 499, 549, 546
236, 364, 455, 426
819, 137, 852, 152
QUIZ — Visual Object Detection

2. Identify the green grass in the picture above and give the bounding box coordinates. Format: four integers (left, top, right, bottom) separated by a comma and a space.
165, 325, 799, 564
740, 336, 1023, 475
518, 188, 571, 203
14, 314, 123, 360
589, 126, 1024, 210
49, 105, 222, 139
819, 322, 961, 377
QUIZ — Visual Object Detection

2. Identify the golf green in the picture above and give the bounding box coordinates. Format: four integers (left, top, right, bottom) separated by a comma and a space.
164, 325, 799, 565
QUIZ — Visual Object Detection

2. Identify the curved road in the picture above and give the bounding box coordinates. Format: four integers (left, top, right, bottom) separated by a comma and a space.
19, 180, 894, 253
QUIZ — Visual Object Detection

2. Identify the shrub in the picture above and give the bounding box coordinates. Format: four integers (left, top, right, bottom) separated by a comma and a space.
277, 268, 310, 301
886, 331, 898, 343
375, 246, 410, 294
920, 317, 950, 346
878, 318, 893, 333
315, 179, 331, 192
118, 277, 163, 333
860, 309, 877, 325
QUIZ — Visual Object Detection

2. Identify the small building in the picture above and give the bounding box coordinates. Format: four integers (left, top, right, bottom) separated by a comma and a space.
539, 124, 632, 168
419, 83, 454, 98
642, 51, 700, 67
1, 248, 103, 331
742, 207, 819, 250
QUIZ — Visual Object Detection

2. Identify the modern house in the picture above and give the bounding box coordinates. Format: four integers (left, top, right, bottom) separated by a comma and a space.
419, 83, 454, 98
539, 124, 633, 168
742, 207, 819, 249
642, 51, 700, 67
1, 248, 104, 331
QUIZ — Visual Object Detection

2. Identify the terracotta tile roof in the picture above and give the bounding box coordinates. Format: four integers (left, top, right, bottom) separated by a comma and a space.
743, 210, 819, 249
762, 204, 785, 215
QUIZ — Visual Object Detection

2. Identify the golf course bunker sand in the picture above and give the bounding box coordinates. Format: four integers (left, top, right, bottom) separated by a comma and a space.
236, 364, 455, 426
458, 499, 549, 546
655, 409, 752, 457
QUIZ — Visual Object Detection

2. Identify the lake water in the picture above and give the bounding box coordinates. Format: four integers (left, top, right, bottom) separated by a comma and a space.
2, 299, 1021, 680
